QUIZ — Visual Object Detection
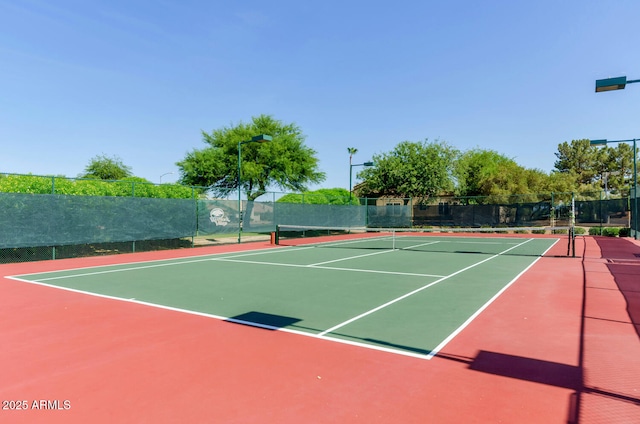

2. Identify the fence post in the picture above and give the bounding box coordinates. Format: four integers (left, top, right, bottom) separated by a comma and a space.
599, 190, 603, 235
550, 192, 554, 227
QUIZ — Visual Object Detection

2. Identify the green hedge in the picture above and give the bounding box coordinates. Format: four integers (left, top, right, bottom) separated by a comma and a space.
0, 174, 197, 199
588, 227, 630, 237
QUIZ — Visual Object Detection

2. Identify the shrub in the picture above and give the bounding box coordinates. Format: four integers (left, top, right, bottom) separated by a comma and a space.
602, 227, 620, 237
589, 227, 602, 236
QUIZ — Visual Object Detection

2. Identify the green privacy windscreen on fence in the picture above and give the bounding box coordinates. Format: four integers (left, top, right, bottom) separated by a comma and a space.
0, 191, 634, 263
632, 186, 638, 238
195, 200, 368, 235
0, 193, 197, 249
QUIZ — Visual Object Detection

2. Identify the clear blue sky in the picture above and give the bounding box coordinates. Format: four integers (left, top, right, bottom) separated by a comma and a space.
2, 0, 639, 193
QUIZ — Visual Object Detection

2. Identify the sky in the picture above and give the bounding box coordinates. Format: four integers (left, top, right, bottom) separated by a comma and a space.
1, 0, 639, 195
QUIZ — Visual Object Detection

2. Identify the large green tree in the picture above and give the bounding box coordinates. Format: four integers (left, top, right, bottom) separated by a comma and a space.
80, 154, 133, 180
454, 149, 524, 198
356, 140, 458, 204
554, 139, 598, 185
554, 139, 636, 193
177, 115, 325, 201
594, 143, 635, 193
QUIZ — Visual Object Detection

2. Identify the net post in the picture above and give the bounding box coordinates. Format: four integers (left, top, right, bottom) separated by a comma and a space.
570, 192, 576, 257
274, 225, 280, 245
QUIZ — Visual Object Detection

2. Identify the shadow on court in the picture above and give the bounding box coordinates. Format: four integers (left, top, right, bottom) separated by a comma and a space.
226, 311, 302, 330
436, 350, 582, 389
594, 237, 640, 340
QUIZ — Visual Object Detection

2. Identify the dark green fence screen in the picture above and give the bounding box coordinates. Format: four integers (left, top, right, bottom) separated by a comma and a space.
0, 193, 197, 249
0, 190, 634, 263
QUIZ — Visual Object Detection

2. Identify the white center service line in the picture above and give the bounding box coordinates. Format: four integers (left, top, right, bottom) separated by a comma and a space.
308, 248, 398, 266
317, 238, 534, 337
212, 258, 445, 278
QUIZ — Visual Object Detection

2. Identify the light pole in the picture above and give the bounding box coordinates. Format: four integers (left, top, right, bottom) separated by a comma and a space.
349, 161, 374, 203
590, 138, 638, 240
238, 134, 272, 243
159, 172, 174, 183
594, 74, 639, 239
595, 76, 640, 92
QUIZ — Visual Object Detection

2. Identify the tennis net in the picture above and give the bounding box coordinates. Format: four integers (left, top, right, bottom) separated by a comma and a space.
274, 225, 576, 257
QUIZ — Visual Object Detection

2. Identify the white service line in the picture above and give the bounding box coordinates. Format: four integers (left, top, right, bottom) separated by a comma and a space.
5, 274, 436, 361
317, 238, 534, 337
213, 257, 445, 278
16, 245, 315, 282
308, 248, 398, 266
425, 237, 561, 359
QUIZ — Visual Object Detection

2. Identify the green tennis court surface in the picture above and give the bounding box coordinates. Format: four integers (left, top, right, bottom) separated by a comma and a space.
10, 235, 561, 359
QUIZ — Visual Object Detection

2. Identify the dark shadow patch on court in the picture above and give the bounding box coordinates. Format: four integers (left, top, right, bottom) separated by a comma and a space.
226, 311, 301, 330
469, 350, 583, 390
594, 237, 640, 340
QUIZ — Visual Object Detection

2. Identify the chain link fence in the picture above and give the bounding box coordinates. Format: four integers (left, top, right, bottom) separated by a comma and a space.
0, 174, 634, 263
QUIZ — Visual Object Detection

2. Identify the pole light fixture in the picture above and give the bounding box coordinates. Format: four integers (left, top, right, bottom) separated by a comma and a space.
349, 161, 374, 203
595, 75, 640, 92
589, 138, 638, 240
594, 73, 639, 238
237, 134, 272, 243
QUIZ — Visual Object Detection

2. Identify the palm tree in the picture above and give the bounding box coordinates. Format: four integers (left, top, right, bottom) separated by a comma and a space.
347, 147, 359, 201
347, 147, 358, 166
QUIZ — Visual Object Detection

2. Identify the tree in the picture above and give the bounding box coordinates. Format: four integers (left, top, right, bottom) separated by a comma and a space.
452, 148, 556, 201
454, 149, 519, 198
594, 143, 635, 193
554, 139, 598, 185
80, 154, 133, 180
347, 147, 358, 165
177, 115, 325, 201
544, 171, 580, 194
554, 139, 636, 194
278, 188, 352, 205
356, 140, 458, 204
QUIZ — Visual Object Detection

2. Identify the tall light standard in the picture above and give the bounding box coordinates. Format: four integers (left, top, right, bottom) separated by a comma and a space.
159, 172, 174, 183
238, 134, 272, 243
349, 161, 374, 203
595, 76, 640, 92
590, 138, 638, 240
595, 74, 639, 239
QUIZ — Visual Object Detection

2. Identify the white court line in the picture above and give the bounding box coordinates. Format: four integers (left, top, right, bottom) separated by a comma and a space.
6, 274, 437, 361
4, 237, 557, 362
308, 247, 400, 266
14, 239, 447, 282
296, 234, 395, 248
12, 245, 316, 282
317, 238, 535, 337
213, 258, 445, 278
425, 237, 561, 359
11, 245, 288, 279
400, 240, 441, 250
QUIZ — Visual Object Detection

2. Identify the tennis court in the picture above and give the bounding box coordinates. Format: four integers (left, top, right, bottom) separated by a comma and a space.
8, 231, 563, 360
2, 231, 640, 423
